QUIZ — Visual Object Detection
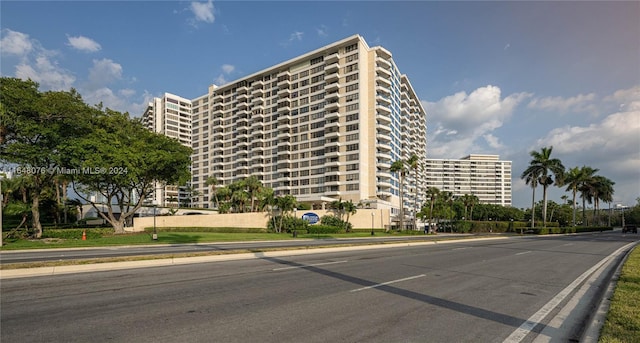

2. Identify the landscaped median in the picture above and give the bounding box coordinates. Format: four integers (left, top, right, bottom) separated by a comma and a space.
0, 236, 507, 278
598, 245, 640, 342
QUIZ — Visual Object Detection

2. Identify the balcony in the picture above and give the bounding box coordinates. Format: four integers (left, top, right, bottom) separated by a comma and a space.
325, 81, 340, 92
325, 100, 340, 111
325, 62, 339, 73
325, 52, 340, 63
236, 86, 249, 95
376, 76, 392, 88
376, 67, 392, 79
376, 56, 392, 70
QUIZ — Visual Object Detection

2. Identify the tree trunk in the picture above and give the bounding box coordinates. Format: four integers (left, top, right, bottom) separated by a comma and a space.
572, 190, 577, 226
542, 186, 548, 227
31, 195, 43, 238
530, 186, 536, 228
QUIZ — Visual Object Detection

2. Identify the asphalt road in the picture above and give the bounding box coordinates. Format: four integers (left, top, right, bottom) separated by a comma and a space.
1, 232, 638, 343
0, 234, 463, 264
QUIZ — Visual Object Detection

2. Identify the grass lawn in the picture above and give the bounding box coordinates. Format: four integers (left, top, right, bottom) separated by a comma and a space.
599, 245, 640, 342
0, 229, 423, 250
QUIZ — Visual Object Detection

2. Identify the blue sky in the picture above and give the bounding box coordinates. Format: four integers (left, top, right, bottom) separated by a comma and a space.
1, 1, 639, 209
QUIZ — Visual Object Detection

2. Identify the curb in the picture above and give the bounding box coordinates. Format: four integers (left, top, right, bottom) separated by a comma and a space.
0, 237, 508, 279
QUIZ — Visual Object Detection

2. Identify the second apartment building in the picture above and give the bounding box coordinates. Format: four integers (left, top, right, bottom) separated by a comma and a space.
190, 35, 428, 215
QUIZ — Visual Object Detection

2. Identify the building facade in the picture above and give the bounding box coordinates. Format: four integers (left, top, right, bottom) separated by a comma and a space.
141, 93, 193, 207
424, 154, 512, 206
190, 35, 427, 216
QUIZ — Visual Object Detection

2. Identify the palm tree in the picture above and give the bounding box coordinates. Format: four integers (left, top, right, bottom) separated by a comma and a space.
205, 176, 219, 209
564, 166, 598, 226
460, 194, 479, 221
577, 166, 599, 225
521, 168, 540, 228
407, 154, 420, 230
522, 146, 565, 227
244, 175, 263, 212
275, 195, 297, 233
426, 187, 440, 232
588, 175, 615, 225
343, 200, 357, 232
391, 159, 406, 230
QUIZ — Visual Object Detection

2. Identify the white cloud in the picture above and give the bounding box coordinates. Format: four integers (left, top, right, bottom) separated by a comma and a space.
423, 85, 531, 158
316, 25, 328, 38
289, 31, 304, 42
1, 29, 33, 56
212, 64, 235, 86
15, 55, 75, 90
66, 35, 101, 52
221, 64, 235, 74
213, 74, 227, 86
527, 93, 597, 113
190, 0, 215, 24
531, 86, 640, 207
88, 58, 122, 89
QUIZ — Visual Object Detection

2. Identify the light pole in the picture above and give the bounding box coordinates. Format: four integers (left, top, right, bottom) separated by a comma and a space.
371, 212, 375, 236
152, 202, 158, 240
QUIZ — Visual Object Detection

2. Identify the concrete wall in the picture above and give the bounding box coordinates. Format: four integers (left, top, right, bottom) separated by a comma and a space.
130, 208, 391, 232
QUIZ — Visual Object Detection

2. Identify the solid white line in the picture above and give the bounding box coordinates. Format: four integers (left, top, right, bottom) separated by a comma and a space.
350, 274, 426, 292
515, 251, 532, 256
272, 260, 348, 271
502, 243, 634, 343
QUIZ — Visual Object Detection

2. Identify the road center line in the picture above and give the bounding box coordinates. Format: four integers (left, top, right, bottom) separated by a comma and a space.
350, 274, 426, 292
515, 251, 532, 256
272, 260, 348, 271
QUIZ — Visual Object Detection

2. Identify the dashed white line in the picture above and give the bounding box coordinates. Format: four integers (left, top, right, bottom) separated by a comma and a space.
350, 274, 426, 292
515, 251, 532, 256
272, 260, 348, 271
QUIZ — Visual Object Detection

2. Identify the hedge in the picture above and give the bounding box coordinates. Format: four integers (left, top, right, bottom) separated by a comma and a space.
42, 228, 115, 239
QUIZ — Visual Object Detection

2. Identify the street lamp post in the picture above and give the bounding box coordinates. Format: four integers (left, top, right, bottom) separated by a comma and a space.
152, 203, 158, 240
371, 212, 375, 236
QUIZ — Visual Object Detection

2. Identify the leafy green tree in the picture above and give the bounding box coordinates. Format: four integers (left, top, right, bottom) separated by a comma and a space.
522, 146, 565, 227
69, 108, 192, 233
577, 166, 601, 225
244, 175, 263, 212
1, 78, 90, 238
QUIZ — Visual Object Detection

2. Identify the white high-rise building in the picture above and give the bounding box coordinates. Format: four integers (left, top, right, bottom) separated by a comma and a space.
424, 154, 512, 206
142, 93, 193, 207
190, 35, 428, 220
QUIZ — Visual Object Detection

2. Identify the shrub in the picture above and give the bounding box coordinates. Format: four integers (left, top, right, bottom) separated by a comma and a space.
320, 215, 353, 231
266, 216, 309, 233
308, 224, 345, 234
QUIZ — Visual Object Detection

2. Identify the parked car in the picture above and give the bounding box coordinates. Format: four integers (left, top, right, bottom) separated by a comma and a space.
622, 225, 638, 234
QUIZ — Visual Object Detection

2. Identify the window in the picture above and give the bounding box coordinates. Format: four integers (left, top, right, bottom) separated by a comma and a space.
346, 113, 359, 122
345, 93, 359, 102
345, 43, 358, 52
346, 163, 359, 171
346, 83, 359, 92
346, 123, 359, 132
346, 143, 359, 151
310, 56, 324, 65
346, 153, 359, 161
345, 103, 359, 112
346, 73, 359, 82
346, 133, 359, 141
346, 184, 359, 191
346, 173, 359, 181
344, 63, 358, 73
345, 53, 358, 62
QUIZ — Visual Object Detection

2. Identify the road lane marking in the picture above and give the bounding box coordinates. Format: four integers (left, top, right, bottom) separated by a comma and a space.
502, 243, 636, 343
515, 251, 532, 256
272, 260, 348, 271
452, 247, 469, 251
350, 274, 426, 292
